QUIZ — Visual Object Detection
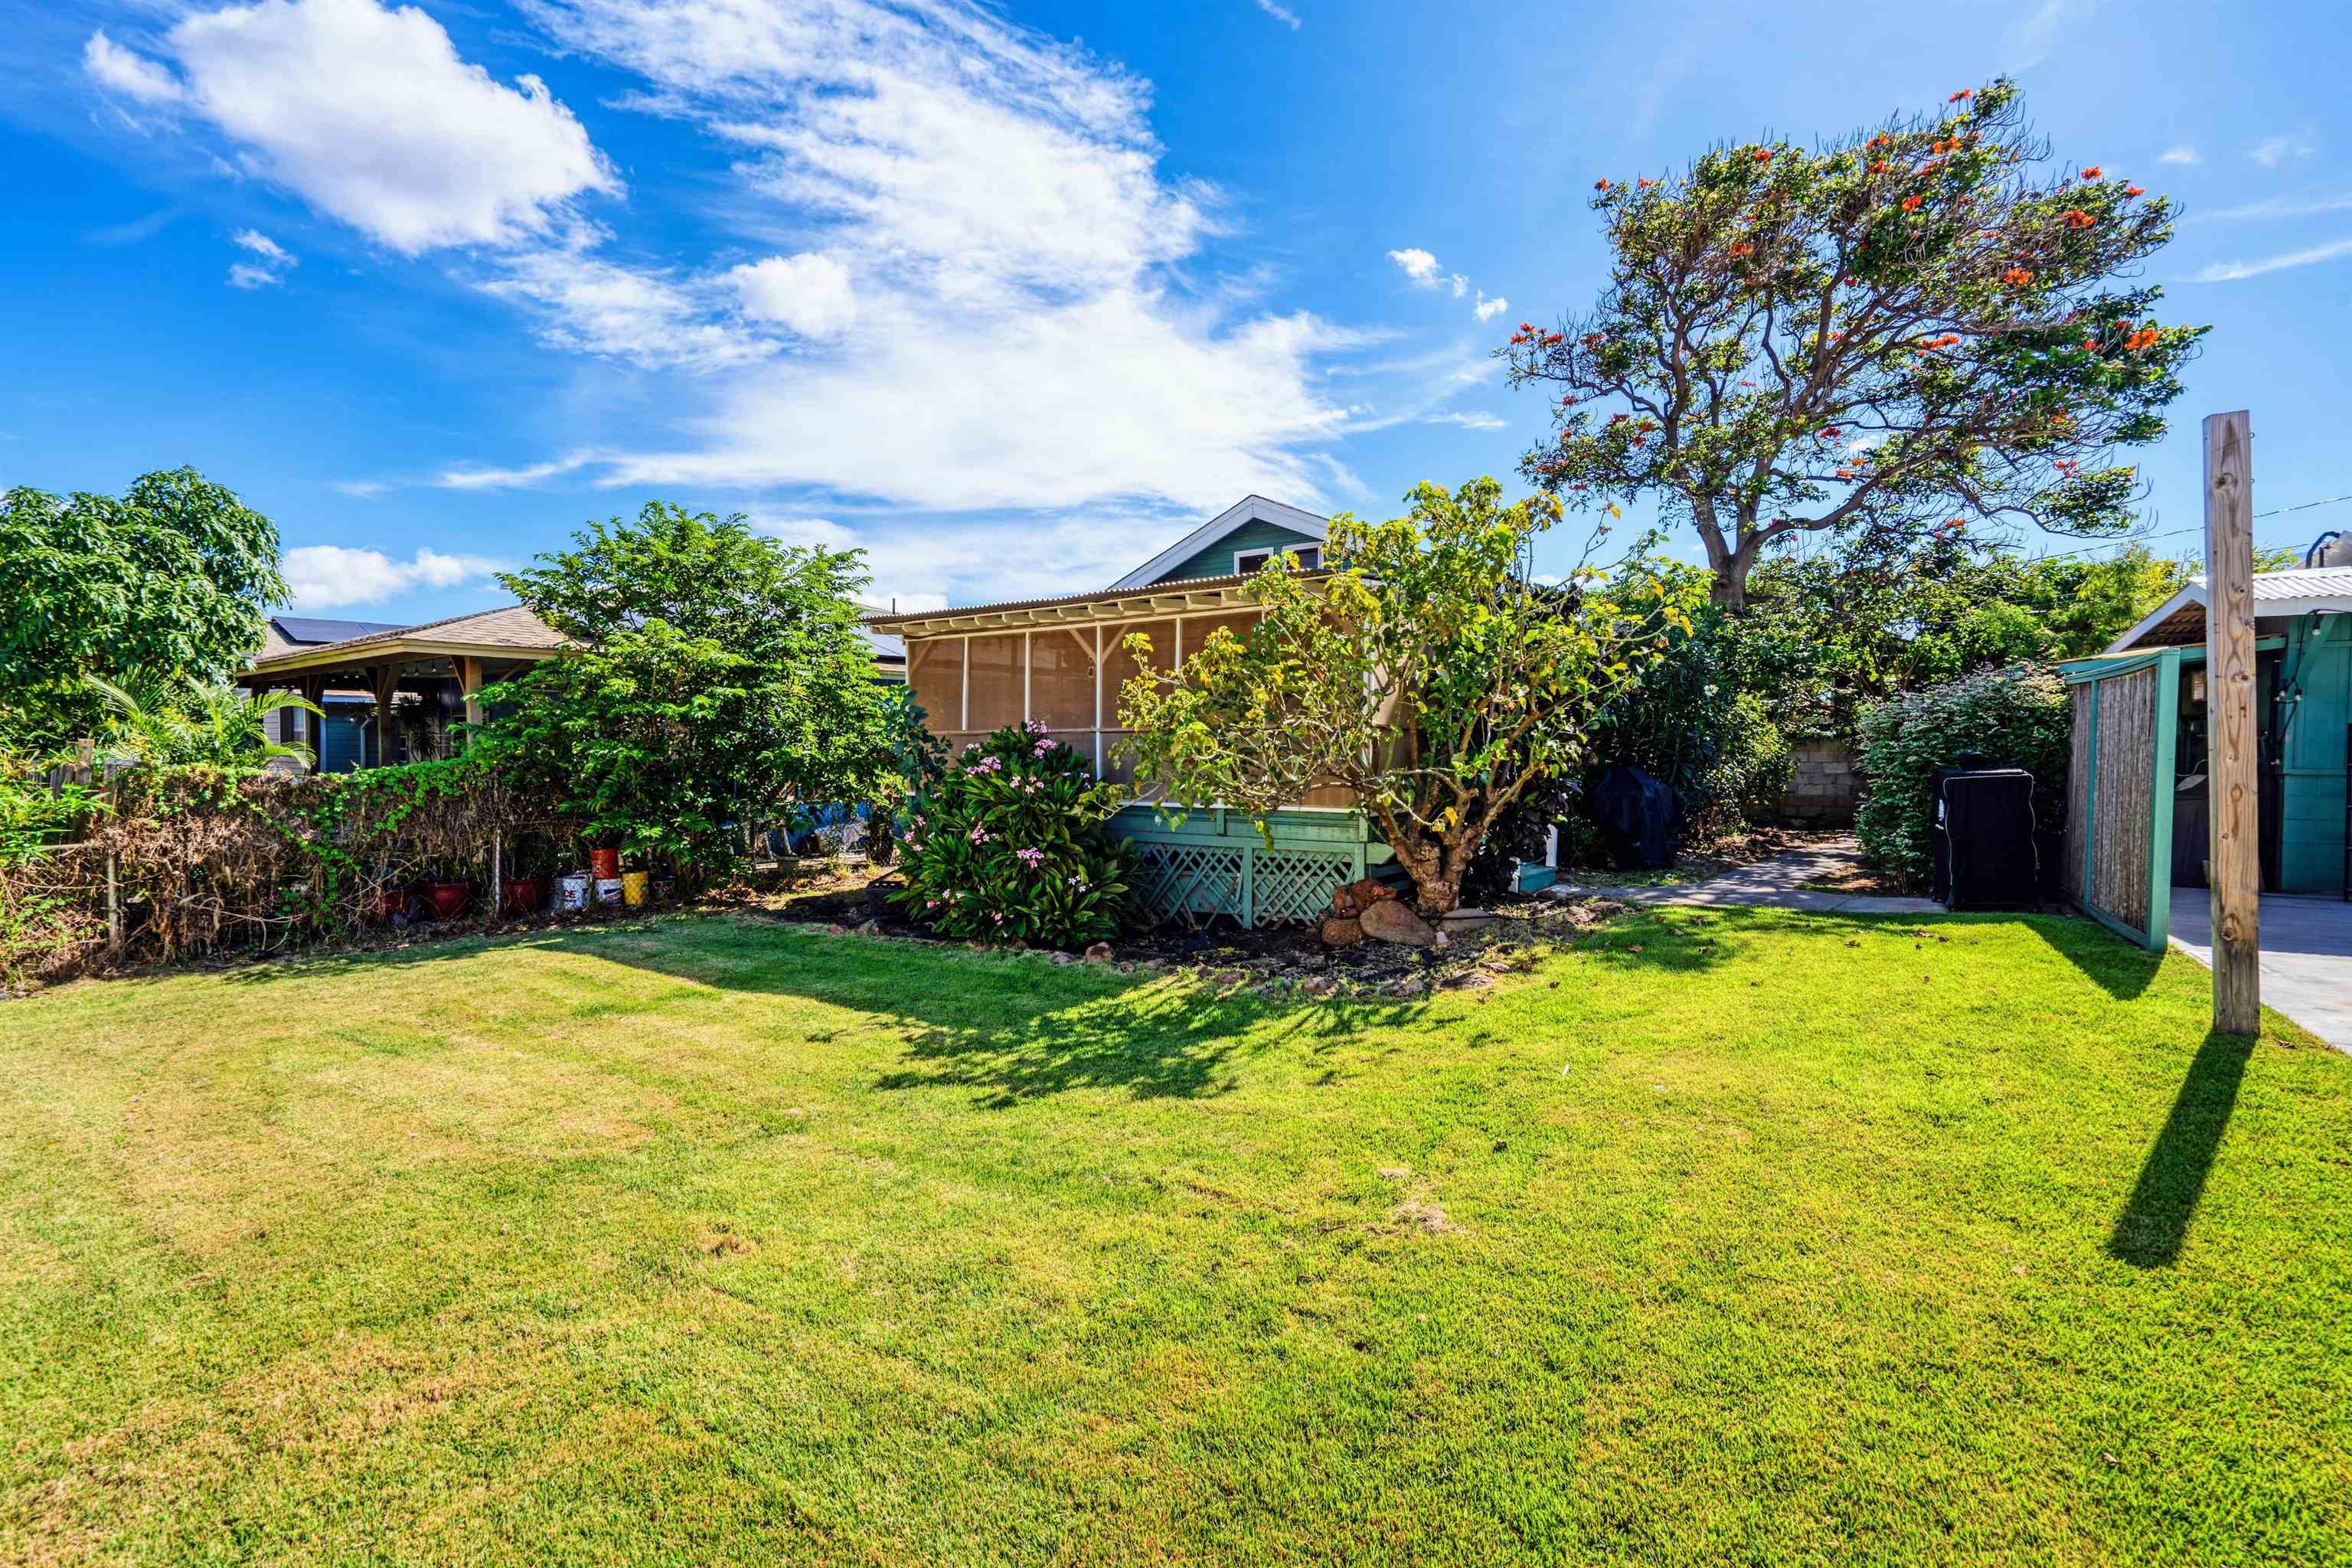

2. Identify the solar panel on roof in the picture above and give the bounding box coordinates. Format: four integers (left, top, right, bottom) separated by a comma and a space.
271, 616, 404, 645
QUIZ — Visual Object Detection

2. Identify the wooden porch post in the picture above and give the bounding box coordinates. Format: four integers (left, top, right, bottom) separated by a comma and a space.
459, 655, 485, 750
2203, 410, 2260, 1034
371, 663, 402, 769
299, 674, 326, 767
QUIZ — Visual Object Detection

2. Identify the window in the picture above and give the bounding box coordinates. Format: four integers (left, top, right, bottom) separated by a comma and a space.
1233, 544, 1320, 576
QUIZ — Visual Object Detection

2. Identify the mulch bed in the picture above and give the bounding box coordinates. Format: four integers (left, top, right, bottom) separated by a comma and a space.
763, 868, 1631, 1001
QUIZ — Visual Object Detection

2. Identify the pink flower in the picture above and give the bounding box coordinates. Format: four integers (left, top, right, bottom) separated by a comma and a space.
1016, 847, 1045, 868
969, 825, 991, 844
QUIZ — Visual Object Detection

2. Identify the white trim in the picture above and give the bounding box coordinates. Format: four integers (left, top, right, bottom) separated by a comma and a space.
1107, 495, 1329, 591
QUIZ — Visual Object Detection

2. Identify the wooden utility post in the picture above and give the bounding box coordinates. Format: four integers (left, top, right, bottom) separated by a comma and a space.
2203, 410, 2260, 1034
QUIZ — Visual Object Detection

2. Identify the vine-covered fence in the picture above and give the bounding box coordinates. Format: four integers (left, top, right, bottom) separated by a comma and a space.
0, 758, 581, 985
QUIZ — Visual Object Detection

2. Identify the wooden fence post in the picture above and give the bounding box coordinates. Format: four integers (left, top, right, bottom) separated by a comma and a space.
2203, 410, 2260, 1034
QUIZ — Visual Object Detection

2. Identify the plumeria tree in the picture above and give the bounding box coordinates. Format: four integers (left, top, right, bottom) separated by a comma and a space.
1116, 479, 1693, 916
1502, 79, 2206, 608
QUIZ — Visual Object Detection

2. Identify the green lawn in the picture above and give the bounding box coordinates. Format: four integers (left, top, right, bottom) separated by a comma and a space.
2, 908, 2347, 1566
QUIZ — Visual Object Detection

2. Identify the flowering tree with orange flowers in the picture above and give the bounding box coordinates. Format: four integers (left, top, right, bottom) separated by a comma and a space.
1503, 79, 2207, 609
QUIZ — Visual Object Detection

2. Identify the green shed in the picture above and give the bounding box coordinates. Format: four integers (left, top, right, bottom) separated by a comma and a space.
2058, 566, 2352, 948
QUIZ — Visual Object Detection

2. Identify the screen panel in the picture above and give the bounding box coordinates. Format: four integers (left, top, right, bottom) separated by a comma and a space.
965, 633, 1026, 732
1030, 628, 1097, 729
907, 635, 965, 735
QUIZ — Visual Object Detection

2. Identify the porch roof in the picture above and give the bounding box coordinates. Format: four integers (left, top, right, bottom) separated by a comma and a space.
867, 570, 1330, 638
238, 604, 572, 680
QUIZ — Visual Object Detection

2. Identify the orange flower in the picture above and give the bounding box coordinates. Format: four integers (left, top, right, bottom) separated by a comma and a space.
2125, 327, 2160, 351
1835, 469, 1853, 480
1949, 89, 1973, 102
1729, 240, 1754, 257
1754, 147, 1772, 162
1932, 139, 1950, 155
1595, 178, 1611, 191
2002, 266, 2034, 286
1902, 194, 1925, 212
2125, 185, 2145, 198
2062, 208, 2096, 229
1869, 160, 1890, 175
1637, 176, 1656, 188
2080, 165, 2102, 179
2081, 339, 2099, 352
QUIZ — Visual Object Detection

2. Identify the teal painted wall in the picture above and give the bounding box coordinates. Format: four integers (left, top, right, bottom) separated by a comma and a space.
1154, 519, 1319, 583
2275, 613, 2350, 895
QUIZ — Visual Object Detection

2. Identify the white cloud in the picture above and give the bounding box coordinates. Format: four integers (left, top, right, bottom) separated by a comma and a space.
2192, 191, 2352, 224
2186, 235, 2352, 283
482, 247, 770, 369
1387, 247, 1442, 285
227, 227, 296, 288
1423, 410, 1507, 431
1253, 0, 1302, 26
2004, 0, 2095, 70
1472, 290, 1508, 322
281, 544, 507, 609
2252, 129, 2317, 168
1391, 246, 1503, 321
432, 456, 598, 490
488, 0, 1359, 522
234, 228, 292, 264
729, 252, 858, 338
92, 0, 617, 256
2158, 144, 2200, 166
83, 30, 185, 105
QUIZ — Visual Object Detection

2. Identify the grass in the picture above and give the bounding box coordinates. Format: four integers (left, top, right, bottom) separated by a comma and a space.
2, 907, 2347, 1566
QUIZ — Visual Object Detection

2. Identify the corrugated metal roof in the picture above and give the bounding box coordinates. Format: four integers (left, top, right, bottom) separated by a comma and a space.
2248, 566, 2352, 601
865, 570, 1292, 629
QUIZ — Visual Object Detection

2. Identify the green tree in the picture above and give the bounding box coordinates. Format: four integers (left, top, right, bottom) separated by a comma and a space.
475, 504, 890, 878
1504, 79, 2205, 608
1116, 479, 1690, 916
0, 469, 287, 752
84, 675, 321, 773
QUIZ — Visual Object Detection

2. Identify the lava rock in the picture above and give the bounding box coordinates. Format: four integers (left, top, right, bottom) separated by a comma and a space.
1360, 900, 1436, 947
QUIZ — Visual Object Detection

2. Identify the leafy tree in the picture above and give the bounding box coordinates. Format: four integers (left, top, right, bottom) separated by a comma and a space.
84, 675, 321, 773
0, 469, 287, 752
1116, 479, 1690, 916
1504, 79, 2205, 608
1705, 534, 2194, 738
475, 504, 890, 878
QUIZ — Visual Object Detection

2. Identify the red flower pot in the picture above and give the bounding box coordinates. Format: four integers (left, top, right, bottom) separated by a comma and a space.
422, 881, 471, 920
589, 847, 621, 880
501, 876, 546, 916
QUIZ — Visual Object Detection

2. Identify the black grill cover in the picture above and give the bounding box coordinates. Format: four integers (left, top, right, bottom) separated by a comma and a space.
1588, 764, 1680, 871
1931, 767, 2040, 909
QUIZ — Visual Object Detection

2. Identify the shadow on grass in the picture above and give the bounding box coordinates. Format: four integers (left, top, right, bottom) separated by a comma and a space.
227, 912, 1442, 1106
2022, 910, 2165, 1001
2107, 1027, 2255, 1268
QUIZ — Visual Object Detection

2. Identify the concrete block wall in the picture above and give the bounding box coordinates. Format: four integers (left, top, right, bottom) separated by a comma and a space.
1779, 739, 1860, 826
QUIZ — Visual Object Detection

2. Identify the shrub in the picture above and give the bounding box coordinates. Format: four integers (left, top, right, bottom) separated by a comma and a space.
893, 722, 1133, 947
1586, 621, 1792, 840
1461, 773, 1575, 906
1854, 664, 2069, 889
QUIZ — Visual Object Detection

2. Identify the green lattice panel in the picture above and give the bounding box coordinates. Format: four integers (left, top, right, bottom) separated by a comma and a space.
1134, 843, 1245, 927
1250, 848, 1356, 927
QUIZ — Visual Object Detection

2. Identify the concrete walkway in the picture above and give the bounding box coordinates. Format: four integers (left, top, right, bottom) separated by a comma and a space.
2167, 889, 2352, 1050
1554, 835, 1943, 916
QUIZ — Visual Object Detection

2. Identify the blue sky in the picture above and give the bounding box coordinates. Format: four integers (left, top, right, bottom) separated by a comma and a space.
5, 0, 2349, 623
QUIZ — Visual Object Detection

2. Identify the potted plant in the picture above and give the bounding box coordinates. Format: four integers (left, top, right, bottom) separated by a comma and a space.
371, 868, 412, 923
418, 856, 472, 920
501, 835, 552, 916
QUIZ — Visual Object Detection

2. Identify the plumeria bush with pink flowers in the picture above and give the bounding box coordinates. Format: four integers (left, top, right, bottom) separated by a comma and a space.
890, 721, 1133, 947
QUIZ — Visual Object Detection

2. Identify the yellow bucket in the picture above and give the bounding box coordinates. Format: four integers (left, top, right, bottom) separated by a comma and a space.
621, 871, 651, 907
